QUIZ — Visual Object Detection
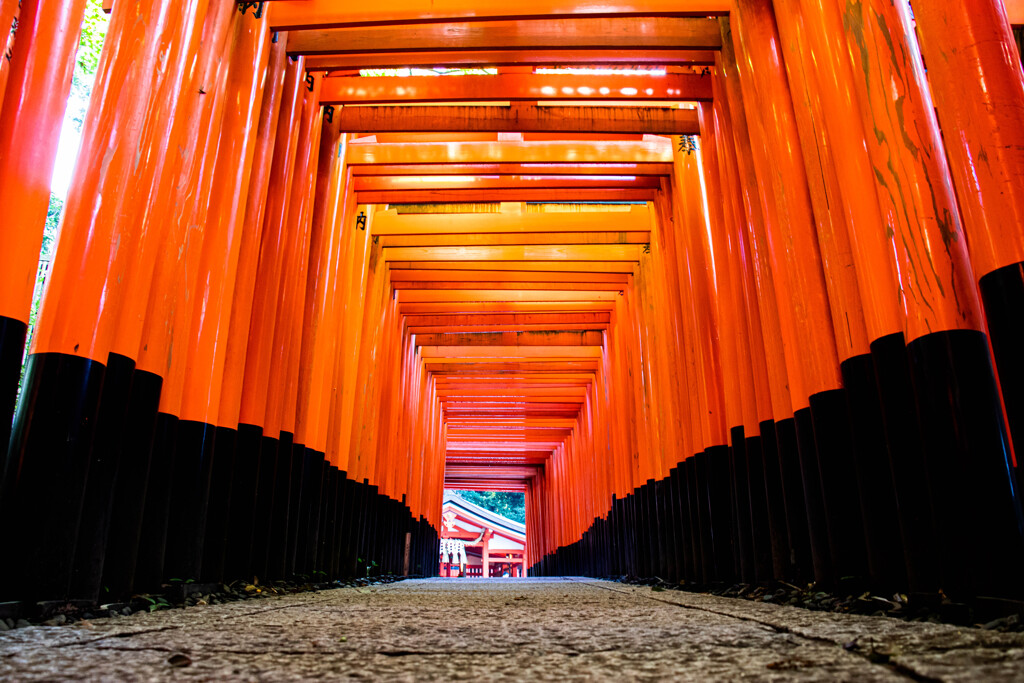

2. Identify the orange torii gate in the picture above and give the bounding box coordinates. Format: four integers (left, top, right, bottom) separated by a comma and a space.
0, 0, 1021, 610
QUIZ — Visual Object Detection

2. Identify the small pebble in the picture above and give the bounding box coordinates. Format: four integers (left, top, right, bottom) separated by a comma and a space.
983, 616, 1010, 630
167, 653, 192, 668
15, 619, 30, 629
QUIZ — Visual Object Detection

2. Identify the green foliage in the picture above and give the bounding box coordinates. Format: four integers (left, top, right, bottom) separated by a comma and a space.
77, 0, 108, 76
453, 490, 526, 524
68, 0, 110, 133
43, 194, 63, 259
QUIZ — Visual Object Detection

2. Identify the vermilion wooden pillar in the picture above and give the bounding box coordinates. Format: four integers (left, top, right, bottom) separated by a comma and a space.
766, 0, 911, 593
237, 53, 305, 580
2, 0, 192, 603
833, 0, 1024, 599
0, 0, 88, 470
0, 1, 21, 109
787, 0, 927, 594
136, 0, 238, 585
731, 0, 861, 587
218, 35, 289, 583
670, 143, 735, 583
265, 71, 322, 578
293, 112, 346, 577
772, 0, 905, 592
709, 69, 785, 582
915, 1, 1024, 470
101, 0, 216, 593
94, 0, 216, 599
699, 106, 760, 584
181, 12, 273, 584
717, 26, 811, 583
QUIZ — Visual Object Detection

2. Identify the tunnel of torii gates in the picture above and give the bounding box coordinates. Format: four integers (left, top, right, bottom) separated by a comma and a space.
1, 0, 1024, 607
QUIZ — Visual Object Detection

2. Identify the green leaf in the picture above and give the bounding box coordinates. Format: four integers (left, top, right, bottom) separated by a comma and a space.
451, 490, 525, 523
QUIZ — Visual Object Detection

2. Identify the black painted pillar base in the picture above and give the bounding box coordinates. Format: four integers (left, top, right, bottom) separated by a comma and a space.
0, 352, 105, 602
164, 419, 217, 582
684, 459, 703, 582
909, 329, 1024, 599
635, 482, 650, 578
809, 389, 869, 584
729, 428, 756, 583
871, 333, 940, 594
135, 412, 179, 592
251, 432, 279, 581
980, 262, 1024, 461
706, 445, 735, 583
667, 470, 690, 582
201, 425, 238, 584
321, 466, 339, 578
692, 456, 715, 583
69, 353, 136, 602
0, 315, 27, 470
744, 431, 775, 583
284, 441, 305, 577
102, 368, 162, 598
295, 448, 325, 577
758, 420, 791, 580
340, 474, 359, 578
333, 470, 352, 578
840, 352, 906, 592
225, 424, 263, 581
266, 431, 294, 580
309, 458, 329, 577
793, 408, 833, 586
775, 418, 813, 582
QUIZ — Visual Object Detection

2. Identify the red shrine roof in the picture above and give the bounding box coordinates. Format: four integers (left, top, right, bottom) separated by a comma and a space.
441, 491, 526, 547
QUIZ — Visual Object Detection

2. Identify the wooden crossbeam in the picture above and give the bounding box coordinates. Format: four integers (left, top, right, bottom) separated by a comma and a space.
424, 361, 599, 372
391, 271, 631, 283
384, 244, 643, 261
415, 331, 604, 346
351, 162, 673, 176
403, 302, 615, 315
346, 139, 673, 165
306, 49, 716, 71
321, 73, 711, 104
379, 233, 649, 248
395, 282, 626, 290
399, 289, 619, 302
361, 189, 657, 203
286, 17, 722, 54
269, 1, 730, 30
336, 104, 699, 135
389, 261, 638, 273
404, 312, 611, 326
356, 175, 662, 192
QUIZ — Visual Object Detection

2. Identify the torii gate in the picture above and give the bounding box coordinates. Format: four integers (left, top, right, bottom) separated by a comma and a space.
0, 0, 1020, 610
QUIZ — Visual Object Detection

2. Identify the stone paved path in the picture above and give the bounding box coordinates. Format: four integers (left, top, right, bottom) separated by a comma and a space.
2, 578, 1024, 681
